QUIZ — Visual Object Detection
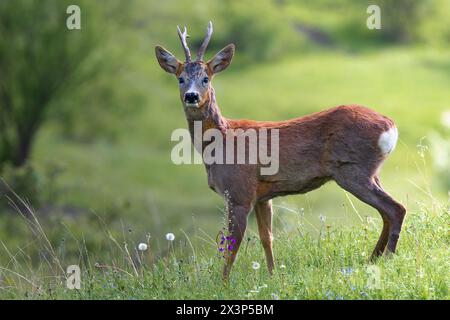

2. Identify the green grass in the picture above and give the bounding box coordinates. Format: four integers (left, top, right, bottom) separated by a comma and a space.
0, 192, 448, 299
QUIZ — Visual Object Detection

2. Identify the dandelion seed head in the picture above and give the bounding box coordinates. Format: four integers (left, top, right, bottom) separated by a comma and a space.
252, 261, 260, 270
271, 293, 280, 300
138, 243, 148, 251
165, 233, 175, 241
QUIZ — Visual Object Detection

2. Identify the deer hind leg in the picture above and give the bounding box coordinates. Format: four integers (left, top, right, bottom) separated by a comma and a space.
370, 176, 390, 259
223, 204, 251, 280
255, 200, 275, 274
335, 172, 406, 258
371, 217, 390, 260
372, 176, 406, 255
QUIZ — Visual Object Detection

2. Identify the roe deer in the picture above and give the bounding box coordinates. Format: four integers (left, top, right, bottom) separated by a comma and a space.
155, 22, 406, 279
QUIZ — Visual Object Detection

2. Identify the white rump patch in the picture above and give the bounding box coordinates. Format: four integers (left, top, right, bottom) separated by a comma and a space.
378, 127, 398, 155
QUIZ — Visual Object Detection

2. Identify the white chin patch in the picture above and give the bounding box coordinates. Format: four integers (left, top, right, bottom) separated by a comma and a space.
378, 127, 398, 155
185, 103, 199, 108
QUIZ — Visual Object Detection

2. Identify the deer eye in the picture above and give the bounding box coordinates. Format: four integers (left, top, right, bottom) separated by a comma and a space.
202, 77, 209, 85
178, 77, 185, 85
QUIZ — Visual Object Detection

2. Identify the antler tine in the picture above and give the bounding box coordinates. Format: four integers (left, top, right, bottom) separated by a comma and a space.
177, 25, 191, 62
196, 21, 213, 61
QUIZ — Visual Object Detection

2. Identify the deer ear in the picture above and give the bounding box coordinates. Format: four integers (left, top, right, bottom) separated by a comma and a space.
155, 45, 181, 74
207, 44, 235, 74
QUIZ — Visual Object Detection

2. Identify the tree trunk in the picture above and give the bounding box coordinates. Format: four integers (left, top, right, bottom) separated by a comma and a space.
13, 132, 34, 168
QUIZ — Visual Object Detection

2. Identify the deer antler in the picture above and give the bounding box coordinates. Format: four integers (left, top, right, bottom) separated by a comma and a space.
196, 21, 213, 61
177, 25, 191, 62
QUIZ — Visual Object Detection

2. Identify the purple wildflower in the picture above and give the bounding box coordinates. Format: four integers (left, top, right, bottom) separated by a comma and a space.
341, 267, 354, 277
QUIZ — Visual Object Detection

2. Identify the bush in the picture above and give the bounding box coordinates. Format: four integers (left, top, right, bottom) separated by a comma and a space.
375, 0, 431, 43
216, 0, 304, 62
0, 163, 43, 211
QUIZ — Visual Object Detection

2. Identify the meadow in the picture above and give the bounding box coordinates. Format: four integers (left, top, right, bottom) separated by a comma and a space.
0, 177, 448, 299
0, 0, 449, 299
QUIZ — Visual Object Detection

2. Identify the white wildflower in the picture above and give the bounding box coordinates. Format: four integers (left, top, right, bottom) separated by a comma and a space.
252, 261, 260, 270
166, 233, 175, 241
259, 284, 268, 289
138, 243, 148, 251
417, 268, 425, 278
319, 214, 326, 223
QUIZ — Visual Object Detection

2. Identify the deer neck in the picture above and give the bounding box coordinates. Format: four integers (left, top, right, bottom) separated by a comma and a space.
185, 86, 228, 148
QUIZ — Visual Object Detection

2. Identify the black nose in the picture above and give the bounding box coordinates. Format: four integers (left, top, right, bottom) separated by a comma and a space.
184, 92, 199, 103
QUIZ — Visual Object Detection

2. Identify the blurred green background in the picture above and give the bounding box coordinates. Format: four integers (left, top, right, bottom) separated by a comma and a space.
0, 0, 449, 268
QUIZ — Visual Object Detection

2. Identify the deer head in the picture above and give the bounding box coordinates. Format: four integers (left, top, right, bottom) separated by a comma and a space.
155, 21, 234, 112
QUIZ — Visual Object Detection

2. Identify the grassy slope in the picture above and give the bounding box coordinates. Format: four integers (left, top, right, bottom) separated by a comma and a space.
1, 47, 449, 299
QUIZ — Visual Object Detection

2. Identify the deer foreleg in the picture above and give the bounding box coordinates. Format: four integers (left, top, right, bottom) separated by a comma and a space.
223, 204, 251, 280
